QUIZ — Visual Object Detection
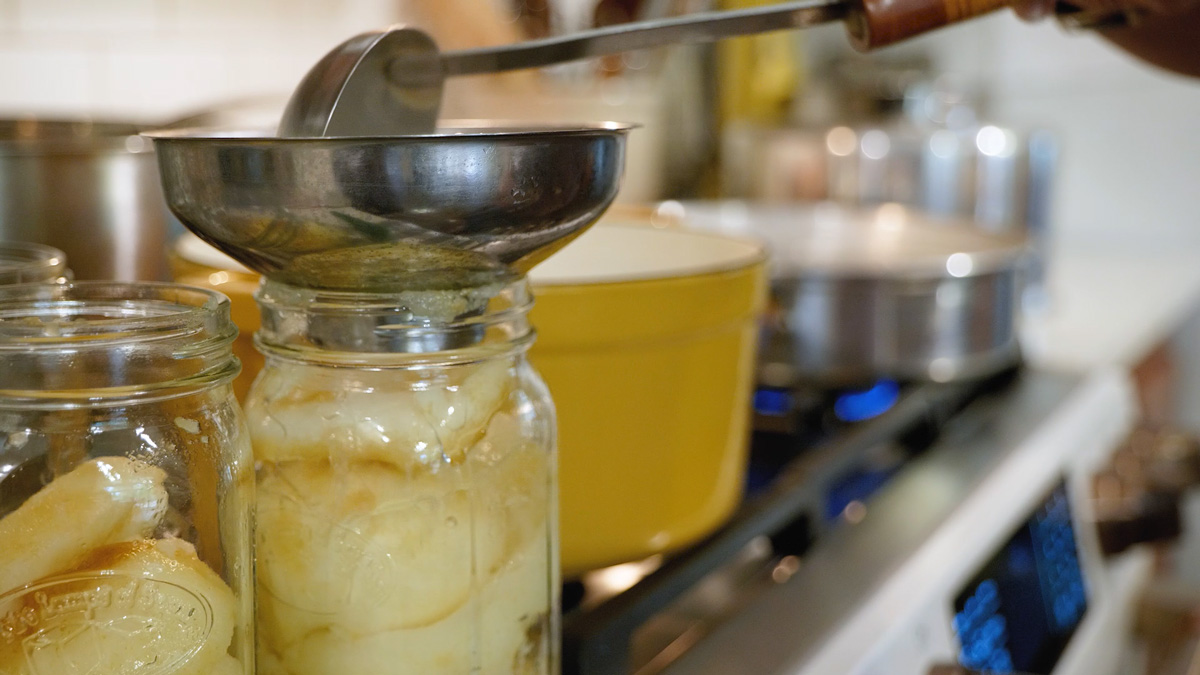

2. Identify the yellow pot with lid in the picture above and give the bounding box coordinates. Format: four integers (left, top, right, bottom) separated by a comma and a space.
529, 223, 766, 576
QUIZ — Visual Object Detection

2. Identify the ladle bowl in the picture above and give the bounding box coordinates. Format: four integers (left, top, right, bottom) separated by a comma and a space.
147, 122, 631, 291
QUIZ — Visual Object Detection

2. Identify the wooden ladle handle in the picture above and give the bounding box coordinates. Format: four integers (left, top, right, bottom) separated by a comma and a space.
846, 0, 1010, 50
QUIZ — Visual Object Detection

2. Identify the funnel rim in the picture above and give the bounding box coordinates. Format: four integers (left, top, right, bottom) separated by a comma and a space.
143, 120, 637, 143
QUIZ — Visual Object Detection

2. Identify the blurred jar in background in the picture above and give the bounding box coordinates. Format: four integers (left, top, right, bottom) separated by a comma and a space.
0, 242, 70, 285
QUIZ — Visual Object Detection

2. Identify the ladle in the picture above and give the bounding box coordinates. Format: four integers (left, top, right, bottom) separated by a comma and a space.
278, 0, 1135, 138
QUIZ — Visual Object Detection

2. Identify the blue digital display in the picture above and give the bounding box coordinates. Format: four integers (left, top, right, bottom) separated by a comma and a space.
953, 482, 1087, 674
833, 380, 900, 422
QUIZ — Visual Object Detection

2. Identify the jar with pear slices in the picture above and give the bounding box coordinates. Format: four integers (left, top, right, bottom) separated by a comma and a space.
0, 282, 253, 675
246, 276, 557, 675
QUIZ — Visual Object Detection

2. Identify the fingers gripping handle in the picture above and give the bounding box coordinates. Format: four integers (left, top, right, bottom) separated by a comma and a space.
846, 0, 1009, 49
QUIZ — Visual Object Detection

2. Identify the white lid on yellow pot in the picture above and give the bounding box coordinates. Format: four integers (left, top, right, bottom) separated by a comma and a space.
530, 224, 763, 286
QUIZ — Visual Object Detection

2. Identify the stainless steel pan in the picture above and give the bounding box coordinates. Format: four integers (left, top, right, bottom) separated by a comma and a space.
664, 201, 1026, 386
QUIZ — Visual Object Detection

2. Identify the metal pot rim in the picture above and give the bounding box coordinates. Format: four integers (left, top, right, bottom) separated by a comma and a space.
657, 201, 1029, 280
0, 119, 154, 155
769, 246, 1028, 280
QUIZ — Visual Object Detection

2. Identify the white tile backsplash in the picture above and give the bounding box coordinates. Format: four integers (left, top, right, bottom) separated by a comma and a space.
0, 0, 400, 119
984, 17, 1191, 97
997, 84, 1200, 246
0, 0, 17, 32
16, 0, 160, 33
0, 43, 97, 114
172, 0, 286, 35
102, 44, 231, 120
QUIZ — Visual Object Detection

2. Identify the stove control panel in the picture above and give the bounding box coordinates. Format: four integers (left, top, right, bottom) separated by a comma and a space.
800, 370, 1149, 675
951, 483, 1087, 674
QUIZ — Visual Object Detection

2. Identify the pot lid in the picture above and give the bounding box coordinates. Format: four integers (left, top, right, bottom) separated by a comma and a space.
175, 232, 252, 274
530, 224, 763, 286
658, 201, 1026, 279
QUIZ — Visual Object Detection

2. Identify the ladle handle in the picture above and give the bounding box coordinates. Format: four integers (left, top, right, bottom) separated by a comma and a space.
437, 0, 1137, 74
845, 0, 1009, 49
845, 0, 1140, 48
439, 0, 848, 76
1054, 1, 1145, 29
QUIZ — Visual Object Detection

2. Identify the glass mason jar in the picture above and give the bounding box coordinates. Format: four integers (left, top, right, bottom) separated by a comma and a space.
0, 282, 254, 675
245, 277, 558, 675
0, 242, 70, 285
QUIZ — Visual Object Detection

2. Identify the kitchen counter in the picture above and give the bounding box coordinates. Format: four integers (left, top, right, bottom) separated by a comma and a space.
1022, 246, 1200, 372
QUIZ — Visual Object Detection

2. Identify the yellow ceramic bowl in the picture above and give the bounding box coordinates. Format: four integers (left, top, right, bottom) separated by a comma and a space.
529, 224, 766, 576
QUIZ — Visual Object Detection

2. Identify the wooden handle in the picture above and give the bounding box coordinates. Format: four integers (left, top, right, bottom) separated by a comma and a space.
845, 0, 1009, 50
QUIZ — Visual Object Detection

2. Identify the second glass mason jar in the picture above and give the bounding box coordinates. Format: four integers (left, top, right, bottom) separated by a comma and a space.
246, 277, 558, 675
0, 282, 254, 675
0, 242, 70, 285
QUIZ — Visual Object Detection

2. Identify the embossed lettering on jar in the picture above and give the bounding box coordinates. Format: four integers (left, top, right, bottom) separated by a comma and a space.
0, 282, 254, 675
246, 278, 558, 675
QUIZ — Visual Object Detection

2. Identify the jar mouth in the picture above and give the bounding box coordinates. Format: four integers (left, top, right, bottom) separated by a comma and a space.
0, 282, 234, 349
0, 242, 69, 285
254, 277, 534, 361
0, 282, 239, 404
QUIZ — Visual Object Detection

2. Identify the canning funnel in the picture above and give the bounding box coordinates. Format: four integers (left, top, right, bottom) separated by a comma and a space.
147, 123, 630, 291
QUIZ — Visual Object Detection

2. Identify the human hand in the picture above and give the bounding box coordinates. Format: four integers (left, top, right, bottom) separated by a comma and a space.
1013, 0, 1200, 21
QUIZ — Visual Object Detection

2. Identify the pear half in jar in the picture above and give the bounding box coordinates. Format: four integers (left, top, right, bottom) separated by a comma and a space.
248, 358, 514, 469
256, 422, 551, 672
0, 457, 168, 595
256, 449, 551, 675
0, 539, 238, 675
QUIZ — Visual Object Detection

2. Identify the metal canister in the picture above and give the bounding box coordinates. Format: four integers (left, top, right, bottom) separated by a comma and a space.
0, 119, 170, 281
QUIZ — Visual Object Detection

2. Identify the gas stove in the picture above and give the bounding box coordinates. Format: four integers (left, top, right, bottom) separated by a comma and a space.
561, 367, 1145, 675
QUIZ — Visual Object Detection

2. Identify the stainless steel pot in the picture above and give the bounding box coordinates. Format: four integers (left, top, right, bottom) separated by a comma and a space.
664, 201, 1026, 385
0, 119, 169, 281
722, 120, 1058, 312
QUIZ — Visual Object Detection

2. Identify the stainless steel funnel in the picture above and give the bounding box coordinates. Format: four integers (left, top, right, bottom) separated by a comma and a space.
147, 122, 630, 291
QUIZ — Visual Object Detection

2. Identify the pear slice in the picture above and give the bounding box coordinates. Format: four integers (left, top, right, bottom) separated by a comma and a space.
0, 457, 168, 596
255, 458, 473, 643
262, 529, 550, 675
0, 538, 236, 675
213, 655, 246, 675
249, 357, 513, 469
105, 538, 237, 675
